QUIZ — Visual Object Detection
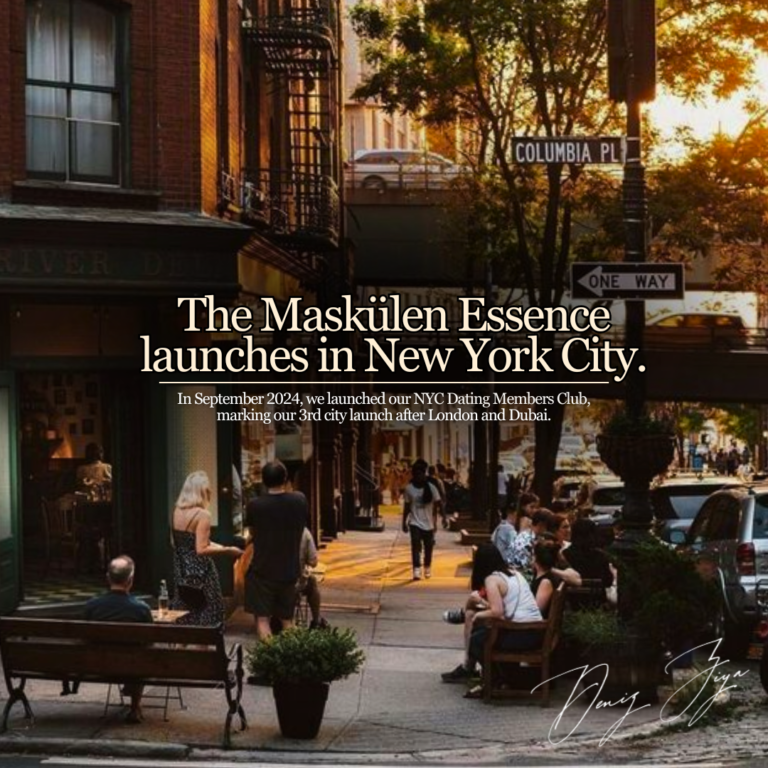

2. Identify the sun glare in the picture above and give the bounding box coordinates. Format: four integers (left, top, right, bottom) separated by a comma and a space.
646, 57, 768, 159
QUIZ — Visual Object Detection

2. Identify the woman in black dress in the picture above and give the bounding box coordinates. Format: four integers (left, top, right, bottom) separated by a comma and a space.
170, 471, 243, 626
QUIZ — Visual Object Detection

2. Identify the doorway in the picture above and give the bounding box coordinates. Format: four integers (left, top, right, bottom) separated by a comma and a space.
17, 370, 146, 610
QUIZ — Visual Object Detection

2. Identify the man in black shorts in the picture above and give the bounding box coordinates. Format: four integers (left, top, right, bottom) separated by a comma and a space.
244, 460, 307, 639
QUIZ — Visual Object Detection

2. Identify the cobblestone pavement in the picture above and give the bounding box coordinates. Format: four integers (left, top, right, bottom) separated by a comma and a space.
499, 658, 768, 766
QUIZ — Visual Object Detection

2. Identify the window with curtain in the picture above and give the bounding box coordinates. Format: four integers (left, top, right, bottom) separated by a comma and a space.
26, 0, 123, 184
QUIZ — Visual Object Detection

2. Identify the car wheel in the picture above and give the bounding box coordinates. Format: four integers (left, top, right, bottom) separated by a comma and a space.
713, 603, 752, 661
362, 175, 387, 191
761, 642, 768, 693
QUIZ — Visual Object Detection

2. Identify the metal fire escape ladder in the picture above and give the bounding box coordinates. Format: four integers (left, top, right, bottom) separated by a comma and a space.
242, 0, 340, 252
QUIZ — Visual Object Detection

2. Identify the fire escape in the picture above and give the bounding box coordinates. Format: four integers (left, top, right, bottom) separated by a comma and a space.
242, 0, 341, 254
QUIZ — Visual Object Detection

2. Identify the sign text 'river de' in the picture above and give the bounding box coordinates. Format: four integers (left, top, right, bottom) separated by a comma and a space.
571, 263, 685, 300
512, 137, 625, 165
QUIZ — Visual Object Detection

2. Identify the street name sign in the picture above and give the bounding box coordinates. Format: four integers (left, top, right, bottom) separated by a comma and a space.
512, 137, 625, 165
571, 263, 685, 300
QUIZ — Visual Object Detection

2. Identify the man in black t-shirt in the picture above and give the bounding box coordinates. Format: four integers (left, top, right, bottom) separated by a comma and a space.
244, 460, 308, 639
84, 555, 153, 723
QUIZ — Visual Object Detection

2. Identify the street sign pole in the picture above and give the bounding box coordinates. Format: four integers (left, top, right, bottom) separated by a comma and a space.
608, 0, 657, 555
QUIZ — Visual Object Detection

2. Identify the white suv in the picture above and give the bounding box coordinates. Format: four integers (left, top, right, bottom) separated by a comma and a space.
345, 149, 461, 190
682, 485, 768, 659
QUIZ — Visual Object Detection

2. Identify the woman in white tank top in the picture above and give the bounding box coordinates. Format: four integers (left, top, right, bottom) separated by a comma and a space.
440, 544, 544, 692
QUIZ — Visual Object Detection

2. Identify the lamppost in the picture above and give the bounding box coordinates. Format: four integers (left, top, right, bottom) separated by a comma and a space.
604, 0, 665, 544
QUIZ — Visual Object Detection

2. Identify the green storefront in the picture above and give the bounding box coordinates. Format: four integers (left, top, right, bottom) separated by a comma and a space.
0, 206, 252, 614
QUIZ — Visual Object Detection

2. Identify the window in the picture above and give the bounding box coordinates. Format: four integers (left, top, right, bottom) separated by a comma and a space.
26, 0, 125, 184
753, 496, 768, 540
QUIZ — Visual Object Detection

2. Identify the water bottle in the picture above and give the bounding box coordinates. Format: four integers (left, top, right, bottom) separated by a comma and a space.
158, 579, 169, 616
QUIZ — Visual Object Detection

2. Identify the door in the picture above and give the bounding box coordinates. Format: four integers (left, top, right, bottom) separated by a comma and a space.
0, 373, 21, 614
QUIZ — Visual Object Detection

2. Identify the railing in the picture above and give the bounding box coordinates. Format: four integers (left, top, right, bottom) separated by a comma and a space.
355, 463, 381, 528
219, 170, 239, 208
241, 168, 340, 249
344, 164, 463, 192
242, 0, 338, 66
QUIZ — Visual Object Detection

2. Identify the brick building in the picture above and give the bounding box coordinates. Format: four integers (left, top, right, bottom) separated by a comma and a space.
0, 0, 346, 613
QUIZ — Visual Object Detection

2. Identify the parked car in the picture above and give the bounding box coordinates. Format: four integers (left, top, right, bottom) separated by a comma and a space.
676, 484, 768, 659
651, 476, 744, 543
644, 312, 749, 350
558, 434, 586, 456
579, 476, 624, 529
345, 149, 461, 190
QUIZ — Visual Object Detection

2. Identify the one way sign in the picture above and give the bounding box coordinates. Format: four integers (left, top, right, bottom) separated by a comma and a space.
571, 263, 685, 300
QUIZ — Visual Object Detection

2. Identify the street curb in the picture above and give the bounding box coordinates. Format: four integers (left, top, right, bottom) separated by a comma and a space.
0, 736, 190, 759
0, 708, 673, 764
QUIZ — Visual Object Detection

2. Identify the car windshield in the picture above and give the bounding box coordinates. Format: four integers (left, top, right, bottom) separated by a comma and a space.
651, 484, 734, 520
753, 496, 768, 539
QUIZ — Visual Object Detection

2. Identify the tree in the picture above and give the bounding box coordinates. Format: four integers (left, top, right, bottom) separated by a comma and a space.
650, 402, 709, 468
350, 0, 768, 502
649, 113, 768, 276
713, 404, 761, 453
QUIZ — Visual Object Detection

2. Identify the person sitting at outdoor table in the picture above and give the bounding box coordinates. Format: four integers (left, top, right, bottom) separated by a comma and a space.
441, 544, 543, 696
530, 538, 563, 617
298, 526, 328, 629
82, 555, 153, 723
548, 512, 572, 549
514, 492, 539, 531
76, 442, 113, 501
561, 518, 616, 607
511, 508, 553, 571
491, 505, 517, 565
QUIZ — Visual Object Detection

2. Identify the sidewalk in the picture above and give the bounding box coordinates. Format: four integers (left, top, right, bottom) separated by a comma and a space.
0, 506, 722, 763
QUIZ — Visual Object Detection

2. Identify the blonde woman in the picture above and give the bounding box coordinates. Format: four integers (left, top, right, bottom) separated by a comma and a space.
170, 471, 243, 626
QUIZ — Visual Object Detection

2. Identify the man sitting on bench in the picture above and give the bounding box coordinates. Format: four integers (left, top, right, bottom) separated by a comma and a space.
83, 555, 153, 723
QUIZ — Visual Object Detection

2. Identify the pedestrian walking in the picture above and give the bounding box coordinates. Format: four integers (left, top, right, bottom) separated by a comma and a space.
402, 458, 441, 580
244, 460, 308, 639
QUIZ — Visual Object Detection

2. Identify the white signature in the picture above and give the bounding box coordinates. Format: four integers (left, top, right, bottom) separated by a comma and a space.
532, 638, 749, 746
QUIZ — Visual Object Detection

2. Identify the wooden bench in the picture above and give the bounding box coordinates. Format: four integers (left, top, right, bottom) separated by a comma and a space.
481, 583, 566, 707
0, 617, 247, 747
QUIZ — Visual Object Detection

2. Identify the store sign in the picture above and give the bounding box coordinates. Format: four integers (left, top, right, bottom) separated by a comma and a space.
0, 247, 239, 292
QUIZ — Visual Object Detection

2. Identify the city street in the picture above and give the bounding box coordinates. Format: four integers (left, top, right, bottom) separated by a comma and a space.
1, 507, 767, 766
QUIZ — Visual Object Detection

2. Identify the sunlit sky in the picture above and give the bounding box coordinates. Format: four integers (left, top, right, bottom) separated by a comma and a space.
646, 57, 768, 156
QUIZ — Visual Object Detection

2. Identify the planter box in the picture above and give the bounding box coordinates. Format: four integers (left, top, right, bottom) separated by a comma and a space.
597, 433, 674, 482
580, 637, 661, 706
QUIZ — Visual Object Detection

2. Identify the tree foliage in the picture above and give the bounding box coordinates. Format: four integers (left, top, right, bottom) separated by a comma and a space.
350, 0, 768, 496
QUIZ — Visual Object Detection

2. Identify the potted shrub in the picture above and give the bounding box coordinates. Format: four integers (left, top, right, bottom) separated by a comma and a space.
247, 626, 365, 739
563, 539, 717, 702
620, 540, 718, 667
563, 608, 661, 704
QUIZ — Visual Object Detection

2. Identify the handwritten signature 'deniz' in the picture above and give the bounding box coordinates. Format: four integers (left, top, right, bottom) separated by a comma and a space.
532, 639, 749, 746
